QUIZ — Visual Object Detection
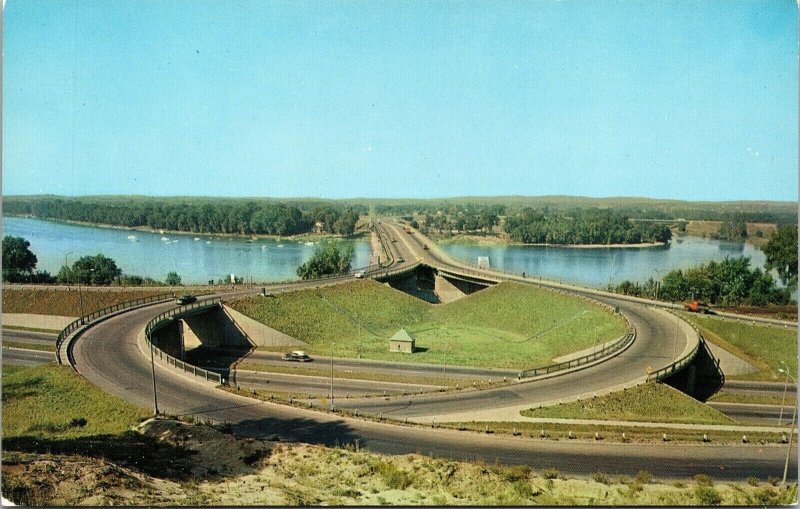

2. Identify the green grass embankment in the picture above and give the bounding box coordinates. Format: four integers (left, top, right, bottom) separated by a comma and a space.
2, 289, 171, 317
2, 364, 150, 439
521, 383, 734, 425
2, 341, 56, 352
230, 280, 627, 369
679, 313, 797, 382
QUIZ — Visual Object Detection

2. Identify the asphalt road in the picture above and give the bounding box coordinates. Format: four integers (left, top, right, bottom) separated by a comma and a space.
225, 349, 516, 381
2, 329, 58, 346
708, 402, 793, 426
69, 302, 796, 481
2, 346, 55, 366
233, 369, 444, 397
63, 223, 797, 480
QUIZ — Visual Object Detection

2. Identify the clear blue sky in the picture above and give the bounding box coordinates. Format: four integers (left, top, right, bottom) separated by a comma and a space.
3, 0, 797, 201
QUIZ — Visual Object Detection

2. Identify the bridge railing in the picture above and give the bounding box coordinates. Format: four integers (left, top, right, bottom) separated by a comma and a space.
56, 292, 176, 363
518, 327, 636, 379
371, 222, 395, 267
144, 297, 224, 384
646, 312, 708, 383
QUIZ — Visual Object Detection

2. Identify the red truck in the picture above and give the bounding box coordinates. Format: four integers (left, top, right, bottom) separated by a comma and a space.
684, 301, 711, 314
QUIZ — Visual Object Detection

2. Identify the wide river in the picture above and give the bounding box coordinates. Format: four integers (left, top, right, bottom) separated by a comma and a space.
5, 217, 768, 288
3, 217, 372, 284
439, 237, 768, 289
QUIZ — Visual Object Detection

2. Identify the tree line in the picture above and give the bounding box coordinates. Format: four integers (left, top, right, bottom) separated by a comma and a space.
5, 198, 362, 237
505, 208, 673, 245
609, 226, 797, 306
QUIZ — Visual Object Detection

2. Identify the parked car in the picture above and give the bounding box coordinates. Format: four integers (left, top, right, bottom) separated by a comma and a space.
282, 351, 312, 362
354, 271, 365, 278
176, 294, 197, 305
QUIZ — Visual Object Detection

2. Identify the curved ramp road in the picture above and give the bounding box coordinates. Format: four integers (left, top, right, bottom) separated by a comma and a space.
70, 302, 796, 481
60, 221, 797, 481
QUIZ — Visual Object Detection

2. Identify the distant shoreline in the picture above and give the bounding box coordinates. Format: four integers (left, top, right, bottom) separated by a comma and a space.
430, 233, 667, 249
6, 215, 369, 242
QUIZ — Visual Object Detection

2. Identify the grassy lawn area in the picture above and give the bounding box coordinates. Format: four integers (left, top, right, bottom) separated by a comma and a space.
679, 313, 797, 382
2, 364, 150, 439
3, 341, 56, 352
521, 383, 734, 425
2, 288, 172, 317
230, 280, 627, 370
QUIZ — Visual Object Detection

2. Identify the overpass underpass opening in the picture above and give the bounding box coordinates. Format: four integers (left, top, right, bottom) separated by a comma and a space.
378, 264, 494, 304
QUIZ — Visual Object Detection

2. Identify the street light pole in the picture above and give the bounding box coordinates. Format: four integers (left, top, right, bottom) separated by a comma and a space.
150, 339, 159, 416
778, 368, 797, 486
330, 341, 335, 410
779, 364, 790, 425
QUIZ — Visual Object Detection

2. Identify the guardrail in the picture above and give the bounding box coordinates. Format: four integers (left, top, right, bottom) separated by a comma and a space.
518, 327, 636, 379
56, 292, 176, 363
645, 312, 714, 384
144, 297, 224, 384
647, 336, 700, 382
371, 222, 395, 267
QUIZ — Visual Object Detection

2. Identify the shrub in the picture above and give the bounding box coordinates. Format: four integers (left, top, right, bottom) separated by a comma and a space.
635, 470, 653, 484
767, 476, 780, 486
746, 476, 760, 487
695, 485, 722, 505
592, 472, 610, 484
68, 417, 88, 428
512, 480, 536, 499
542, 468, 559, 480
694, 473, 713, 486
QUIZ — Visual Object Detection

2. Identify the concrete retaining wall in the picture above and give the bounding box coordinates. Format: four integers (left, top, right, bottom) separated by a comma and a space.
221, 304, 307, 348
434, 275, 466, 303
2, 313, 76, 331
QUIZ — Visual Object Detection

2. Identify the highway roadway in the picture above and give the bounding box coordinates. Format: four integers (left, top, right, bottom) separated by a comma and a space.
67, 300, 795, 481
59, 222, 797, 480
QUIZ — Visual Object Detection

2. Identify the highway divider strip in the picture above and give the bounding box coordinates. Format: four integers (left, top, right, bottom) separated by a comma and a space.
56, 292, 177, 364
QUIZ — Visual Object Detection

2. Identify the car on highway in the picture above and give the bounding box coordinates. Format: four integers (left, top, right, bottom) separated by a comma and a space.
282, 351, 312, 362
176, 294, 197, 305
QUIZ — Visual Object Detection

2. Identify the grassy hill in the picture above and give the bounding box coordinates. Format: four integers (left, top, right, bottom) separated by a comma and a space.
521, 382, 734, 425
229, 280, 627, 369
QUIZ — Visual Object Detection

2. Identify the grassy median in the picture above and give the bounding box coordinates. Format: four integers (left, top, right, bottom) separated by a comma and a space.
230, 280, 627, 370
679, 313, 797, 382
521, 383, 734, 425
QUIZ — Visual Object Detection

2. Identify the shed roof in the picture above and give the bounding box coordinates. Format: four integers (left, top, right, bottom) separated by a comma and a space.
390, 328, 415, 342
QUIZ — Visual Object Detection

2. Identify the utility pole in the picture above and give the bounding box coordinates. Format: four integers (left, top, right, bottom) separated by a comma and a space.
150, 339, 159, 416
329, 341, 335, 410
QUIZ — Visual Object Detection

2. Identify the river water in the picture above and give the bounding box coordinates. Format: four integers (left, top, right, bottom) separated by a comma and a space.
5, 217, 768, 288
439, 236, 768, 289
3, 217, 372, 284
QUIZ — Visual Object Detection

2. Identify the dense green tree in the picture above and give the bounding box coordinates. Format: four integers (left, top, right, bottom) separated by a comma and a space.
296, 243, 354, 280
762, 225, 798, 289
2, 236, 38, 282
165, 271, 182, 286
648, 256, 790, 306
58, 254, 122, 285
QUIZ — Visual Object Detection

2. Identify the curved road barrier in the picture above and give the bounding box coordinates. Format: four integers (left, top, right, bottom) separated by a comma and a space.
56, 292, 176, 364
519, 327, 636, 379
